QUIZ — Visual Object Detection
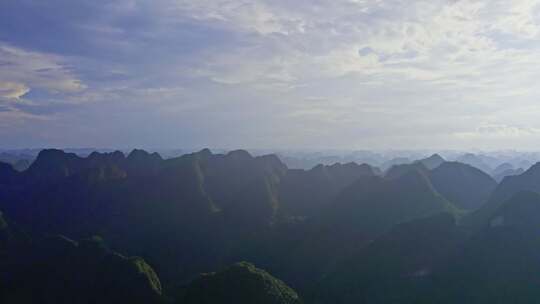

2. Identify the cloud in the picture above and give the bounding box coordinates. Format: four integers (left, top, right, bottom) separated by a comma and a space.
0, 82, 29, 99
173, 0, 540, 95
2, 0, 540, 149
0, 44, 85, 97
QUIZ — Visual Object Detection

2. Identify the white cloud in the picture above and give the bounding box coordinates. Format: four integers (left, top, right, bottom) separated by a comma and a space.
4, 0, 540, 148
0, 82, 30, 99
174, 0, 540, 92
0, 44, 86, 98
107, 0, 540, 148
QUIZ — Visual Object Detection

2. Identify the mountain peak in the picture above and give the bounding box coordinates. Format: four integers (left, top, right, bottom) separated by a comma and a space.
385, 162, 428, 180
417, 153, 445, 170
126, 149, 162, 164
430, 161, 497, 210
27, 149, 82, 179
34, 149, 79, 163
255, 154, 288, 172
127, 149, 156, 159
88, 150, 126, 163
226, 149, 253, 160
524, 161, 540, 176
196, 148, 213, 158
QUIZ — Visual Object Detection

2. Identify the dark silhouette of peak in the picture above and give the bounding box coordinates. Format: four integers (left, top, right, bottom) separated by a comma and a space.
182, 262, 302, 304
384, 161, 496, 211
279, 162, 377, 217
24, 149, 131, 183
125, 149, 162, 176
310, 163, 326, 173
329, 162, 376, 176
256, 154, 287, 169
391, 169, 443, 198
34, 148, 79, 163
385, 162, 428, 180
32, 149, 79, 165
417, 153, 445, 170
195, 148, 213, 159
462, 162, 540, 230
255, 154, 288, 178
324, 169, 454, 238
127, 149, 162, 162
523, 161, 540, 176
88, 150, 126, 163
226, 149, 253, 161
26, 149, 84, 180
429, 161, 497, 210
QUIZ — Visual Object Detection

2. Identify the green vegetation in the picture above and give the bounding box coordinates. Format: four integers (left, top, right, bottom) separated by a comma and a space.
181, 262, 302, 304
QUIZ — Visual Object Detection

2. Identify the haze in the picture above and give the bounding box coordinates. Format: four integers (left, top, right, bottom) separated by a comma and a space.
1, 0, 540, 150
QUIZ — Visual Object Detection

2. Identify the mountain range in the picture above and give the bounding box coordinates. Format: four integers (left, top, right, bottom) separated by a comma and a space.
2, 148, 540, 303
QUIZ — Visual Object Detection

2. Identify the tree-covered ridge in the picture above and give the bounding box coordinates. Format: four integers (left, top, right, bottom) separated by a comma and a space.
181, 262, 302, 304
0, 231, 164, 304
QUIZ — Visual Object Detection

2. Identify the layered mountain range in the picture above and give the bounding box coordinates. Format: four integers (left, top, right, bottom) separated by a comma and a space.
1, 148, 540, 303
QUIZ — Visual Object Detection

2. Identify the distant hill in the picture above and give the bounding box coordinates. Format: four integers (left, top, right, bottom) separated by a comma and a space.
385, 161, 495, 211
279, 162, 377, 217
381, 157, 411, 171
385, 162, 429, 180
416, 153, 445, 170
321, 169, 455, 238
464, 162, 540, 229
0, 152, 34, 172
493, 167, 524, 183
456, 153, 492, 174
430, 162, 497, 210
491, 162, 514, 177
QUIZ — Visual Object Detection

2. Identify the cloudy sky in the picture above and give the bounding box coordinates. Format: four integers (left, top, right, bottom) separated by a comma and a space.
2, 0, 540, 150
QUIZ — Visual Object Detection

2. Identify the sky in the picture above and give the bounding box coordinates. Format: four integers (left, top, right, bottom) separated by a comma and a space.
2, 0, 540, 150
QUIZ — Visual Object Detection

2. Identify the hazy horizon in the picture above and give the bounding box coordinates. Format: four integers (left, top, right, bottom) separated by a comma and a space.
2, 1, 540, 149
